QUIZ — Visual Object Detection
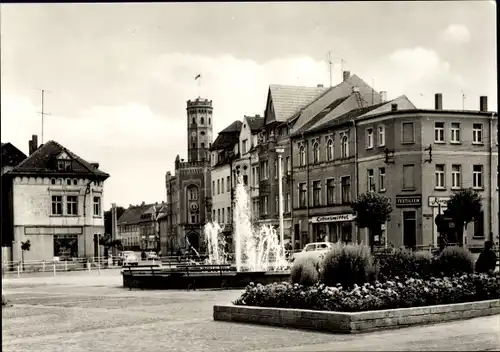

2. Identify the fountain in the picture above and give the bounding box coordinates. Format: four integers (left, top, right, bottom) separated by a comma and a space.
204, 175, 288, 272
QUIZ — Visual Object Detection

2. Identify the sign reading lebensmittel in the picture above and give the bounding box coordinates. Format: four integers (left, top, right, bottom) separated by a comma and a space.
309, 214, 356, 223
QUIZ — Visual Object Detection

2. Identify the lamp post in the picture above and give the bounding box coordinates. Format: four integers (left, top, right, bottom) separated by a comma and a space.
275, 147, 285, 252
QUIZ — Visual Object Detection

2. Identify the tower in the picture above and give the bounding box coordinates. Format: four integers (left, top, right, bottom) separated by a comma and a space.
186, 98, 213, 162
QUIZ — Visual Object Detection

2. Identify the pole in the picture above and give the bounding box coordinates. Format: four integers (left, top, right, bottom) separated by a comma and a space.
41, 89, 44, 144
97, 234, 101, 275
277, 150, 284, 253
112, 203, 117, 257
328, 52, 332, 87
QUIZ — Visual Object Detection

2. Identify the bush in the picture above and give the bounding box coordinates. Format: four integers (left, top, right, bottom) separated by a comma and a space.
233, 272, 500, 312
434, 246, 474, 277
290, 255, 321, 286
377, 248, 415, 280
322, 243, 377, 288
413, 250, 434, 278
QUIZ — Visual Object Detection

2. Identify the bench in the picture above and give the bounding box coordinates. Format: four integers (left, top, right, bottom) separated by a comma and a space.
123, 264, 162, 290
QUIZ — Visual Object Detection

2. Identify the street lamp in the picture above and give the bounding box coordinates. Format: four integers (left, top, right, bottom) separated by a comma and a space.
275, 147, 285, 253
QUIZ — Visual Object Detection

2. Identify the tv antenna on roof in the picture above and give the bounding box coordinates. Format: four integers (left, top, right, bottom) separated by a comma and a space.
35, 89, 52, 144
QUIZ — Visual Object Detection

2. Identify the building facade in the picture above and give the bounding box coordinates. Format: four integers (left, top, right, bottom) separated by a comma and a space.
3, 136, 109, 262
163, 97, 213, 254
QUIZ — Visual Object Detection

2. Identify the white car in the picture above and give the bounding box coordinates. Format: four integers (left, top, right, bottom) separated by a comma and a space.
292, 242, 335, 262
122, 252, 139, 266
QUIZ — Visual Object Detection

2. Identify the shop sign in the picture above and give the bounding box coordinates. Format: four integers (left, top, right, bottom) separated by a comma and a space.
428, 196, 451, 207
309, 214, 355, 223
396, 195, 422, 208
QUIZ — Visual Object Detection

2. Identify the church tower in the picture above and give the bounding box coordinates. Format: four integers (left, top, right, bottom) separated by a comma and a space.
186, 98, 213, 162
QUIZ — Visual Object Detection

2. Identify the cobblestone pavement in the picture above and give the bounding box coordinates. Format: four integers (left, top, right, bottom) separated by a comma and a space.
2, 271, 500, 352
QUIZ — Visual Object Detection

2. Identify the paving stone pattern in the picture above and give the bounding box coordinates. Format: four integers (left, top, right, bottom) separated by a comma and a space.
2, 270, 500, 352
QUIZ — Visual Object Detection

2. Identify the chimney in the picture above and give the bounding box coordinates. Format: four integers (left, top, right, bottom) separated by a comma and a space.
479, 96, 488, 112
29, 135, 38, 155
391, 103, 398, 112
90, 162, 99, 169
343, 70, 351, 82
317, 84, 324, 88
380, 91, 387, 103
141, 201, 145, 206
435, 93, 443, 110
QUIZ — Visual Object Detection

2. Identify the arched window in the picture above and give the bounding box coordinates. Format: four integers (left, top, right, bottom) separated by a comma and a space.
187, 185, 199, 201
299, 146, 306, 166
201, 117, 204, 124
312, 142, 319, 163
209, 118, 211, 125
327, 139, 334, 161
341, 135, 349, 158
200, 131, 205, 136
192, 117, 196, 124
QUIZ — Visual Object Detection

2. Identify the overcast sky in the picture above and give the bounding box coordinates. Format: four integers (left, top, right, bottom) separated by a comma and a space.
1, 2, 497, 210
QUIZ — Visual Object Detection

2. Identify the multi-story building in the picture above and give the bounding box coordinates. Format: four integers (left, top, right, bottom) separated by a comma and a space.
290, 90, 497, 250
209, 120, 242, 247
2, 135, 109, 262
138, 202, 167, 251
235, 115, 265, 224
117, 203, 147, 251
164, 97, 213, 254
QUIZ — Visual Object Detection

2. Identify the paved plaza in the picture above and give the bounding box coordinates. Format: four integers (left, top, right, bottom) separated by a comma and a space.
2, 270, 500, 352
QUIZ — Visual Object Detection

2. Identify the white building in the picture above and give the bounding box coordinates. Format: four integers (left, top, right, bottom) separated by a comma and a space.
4, 136, 109, 262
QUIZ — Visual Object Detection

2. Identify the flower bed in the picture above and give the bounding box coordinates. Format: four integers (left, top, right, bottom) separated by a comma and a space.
233, 273, 500, 312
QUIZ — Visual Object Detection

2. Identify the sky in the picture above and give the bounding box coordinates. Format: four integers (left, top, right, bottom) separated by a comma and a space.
1, 1, 497, 210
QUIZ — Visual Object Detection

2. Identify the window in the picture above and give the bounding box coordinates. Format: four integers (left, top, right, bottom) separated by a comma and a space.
313, 181, 321, 206
221, 179, 224, 193
402, 122, 415, 144
341, 135, 349, 158
299, 183, 307, 208
93, 196, 101, 217
451, 165, 461, 189
450, 123, 461, 143
192, 143, 196, 149
299, 146, 306, 166
51, 195, 62, 215
227, 176, 230, 191
366, 128, 374, 149
326, 178, 335, 205
312, 142, 320, 163
341, 176, 351, 204
51, 178, 56, 185
261, 161, 269, 179
213, 209, 215, 221
326, 139, 334, 161
434, 122, 445, 142
286, 193, 291, 212
212, 181, 215, 195
73, 179, 78, 185
252, 167, 256, 186
227, 207, 231, 223
201, 143, 205, 148
209, 118, 211, 125
262, 196, 268, 214
379, 167, 386, 191
474, 211, 485, 238
201, 117, 204, 124
66, 179, 71, 185
275, 195, 279, 213
403, 164, 415, 189
378, 125, 385, 147
222, 208, 225, 224
57, 160, 72, 171
217, 180, 220, 194
435, 165, 445, 189
65, 195, 78, 216
367, 169, 375, 192
473, 165, 483, 188
218, 209, 221, 222
192, 117, 196, 124
473, 123, 483, 144
242, 139, 248, 154
243, 175, 248, 186
187, 185, 199, 200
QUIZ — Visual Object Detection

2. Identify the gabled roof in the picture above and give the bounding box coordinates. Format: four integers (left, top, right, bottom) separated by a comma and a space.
1, 142, 27, 168
118, 202, 166, 225
245, 115, 265, 132
210, 120, 242, 151
6, 140, 109, 179
220, 120, 243, 133
267, 84, 328, 123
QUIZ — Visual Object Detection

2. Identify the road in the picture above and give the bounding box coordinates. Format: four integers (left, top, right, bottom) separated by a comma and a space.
2, 270, 499, 352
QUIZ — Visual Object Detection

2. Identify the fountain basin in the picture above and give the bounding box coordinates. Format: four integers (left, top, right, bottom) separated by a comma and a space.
121, 266, 291, 290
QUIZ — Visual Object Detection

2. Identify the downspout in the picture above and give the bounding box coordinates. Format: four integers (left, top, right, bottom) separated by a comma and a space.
489, 114, 493, 241
352, 119, 359, 243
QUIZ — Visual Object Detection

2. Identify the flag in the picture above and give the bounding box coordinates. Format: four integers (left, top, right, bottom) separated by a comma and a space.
195, 74, 201, 80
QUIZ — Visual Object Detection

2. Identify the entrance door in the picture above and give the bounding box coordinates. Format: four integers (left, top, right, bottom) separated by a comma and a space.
294, 224, 300, 250
403, 211, 417, 250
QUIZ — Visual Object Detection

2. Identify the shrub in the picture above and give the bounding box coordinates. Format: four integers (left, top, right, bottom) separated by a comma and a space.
413, 250, 434, 279
434, 246, 474, 277
322, 243, 376, 288
234, 272, 500, 312
290, 255, 321, 286
376, 248, 415, 280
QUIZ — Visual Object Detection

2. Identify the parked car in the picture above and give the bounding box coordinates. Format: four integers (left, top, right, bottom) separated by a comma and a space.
292, 242, 335, 262
146, 251, 158, 260
121, 251, 139, 266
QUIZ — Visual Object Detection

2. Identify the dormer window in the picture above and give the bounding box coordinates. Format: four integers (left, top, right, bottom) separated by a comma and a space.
57, 159, 72, 171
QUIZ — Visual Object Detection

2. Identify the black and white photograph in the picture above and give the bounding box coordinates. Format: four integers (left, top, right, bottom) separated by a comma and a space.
1, 1, 498, 351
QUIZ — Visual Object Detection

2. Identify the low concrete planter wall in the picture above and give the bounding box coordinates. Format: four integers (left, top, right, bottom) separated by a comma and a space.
213, 299, 500, 333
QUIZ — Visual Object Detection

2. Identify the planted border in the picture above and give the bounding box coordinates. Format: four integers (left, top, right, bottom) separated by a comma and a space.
214, 299, 499, 333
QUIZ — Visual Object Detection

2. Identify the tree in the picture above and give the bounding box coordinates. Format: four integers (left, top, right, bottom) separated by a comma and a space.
93, 233, 123, 257
351, 192, 392, 253
104, 206, 126, 236
446, 188, 482, 247
20, 240, 31, 270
